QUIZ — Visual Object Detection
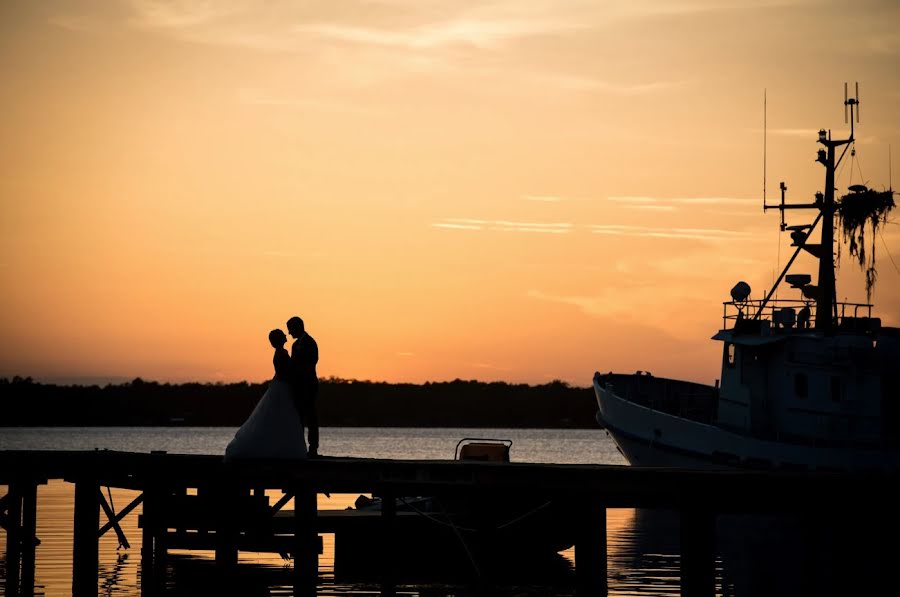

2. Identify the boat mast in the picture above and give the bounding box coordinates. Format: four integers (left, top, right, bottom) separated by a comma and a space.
815, 84, 858, 331
758, 84, 859, 332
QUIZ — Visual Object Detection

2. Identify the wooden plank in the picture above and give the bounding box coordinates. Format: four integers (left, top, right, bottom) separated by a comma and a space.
98, 489, 130, 549
3, 448, 900, 511
270, 490, 293, 514
99, 493, 144, 538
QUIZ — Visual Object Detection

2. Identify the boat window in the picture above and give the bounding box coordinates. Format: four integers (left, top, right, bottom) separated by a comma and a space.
726, 343, 736, 367
794, 372, 808, 398
830, 376, 842, 402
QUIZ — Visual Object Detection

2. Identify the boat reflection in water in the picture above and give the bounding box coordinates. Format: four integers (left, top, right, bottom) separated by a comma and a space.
612, 507, 895, 597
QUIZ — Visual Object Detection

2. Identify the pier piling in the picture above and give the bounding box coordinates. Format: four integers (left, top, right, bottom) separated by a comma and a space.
380, 489, 397, 597
20, 482, 38, 595
72, 479, 100, 597
293, 484, 318, 597
575, 498, 607, 597
4, 484, 22, 597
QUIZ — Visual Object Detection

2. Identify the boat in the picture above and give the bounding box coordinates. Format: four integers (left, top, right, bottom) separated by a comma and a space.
338, 438, 577, 577
593, 86, 899, 471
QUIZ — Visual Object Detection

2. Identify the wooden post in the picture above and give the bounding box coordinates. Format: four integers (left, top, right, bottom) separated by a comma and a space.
680, 508, 716, 597
380, 489, 397, 597
72, 479, 100, 597
293, 485, 317, 597
140, 490, 155, 590
20, 482, 38, 595
5, 484, 22, 597
575, 498, 607, 597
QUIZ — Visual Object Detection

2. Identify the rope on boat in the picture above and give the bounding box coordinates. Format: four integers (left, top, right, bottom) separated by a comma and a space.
397, 496, 556, 533
494, 500, 554, 530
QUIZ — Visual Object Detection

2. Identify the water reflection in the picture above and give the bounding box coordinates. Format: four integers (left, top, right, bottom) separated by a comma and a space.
3, 489, 895, 596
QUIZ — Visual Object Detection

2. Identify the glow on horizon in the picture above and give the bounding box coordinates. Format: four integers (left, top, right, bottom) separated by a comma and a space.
1, 1, 899, 386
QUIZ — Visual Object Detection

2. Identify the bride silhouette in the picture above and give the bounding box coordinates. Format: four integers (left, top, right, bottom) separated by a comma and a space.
224, 329, 308, 460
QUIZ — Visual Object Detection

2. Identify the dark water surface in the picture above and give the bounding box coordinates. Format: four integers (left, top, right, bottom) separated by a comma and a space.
0, 427, 891, 596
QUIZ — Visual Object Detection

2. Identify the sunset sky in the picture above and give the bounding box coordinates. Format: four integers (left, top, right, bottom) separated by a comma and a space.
2, 0, 899, 386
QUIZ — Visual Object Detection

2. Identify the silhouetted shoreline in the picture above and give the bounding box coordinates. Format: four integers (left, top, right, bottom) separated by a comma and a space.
0, 377, 597, 428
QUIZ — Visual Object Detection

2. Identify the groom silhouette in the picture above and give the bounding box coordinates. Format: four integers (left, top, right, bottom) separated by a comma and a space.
287, 316, 320, 457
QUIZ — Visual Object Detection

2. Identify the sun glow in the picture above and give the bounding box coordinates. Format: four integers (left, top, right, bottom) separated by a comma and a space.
1, 1, 899, 385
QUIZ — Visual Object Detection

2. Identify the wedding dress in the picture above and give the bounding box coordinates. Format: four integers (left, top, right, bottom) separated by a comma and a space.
225, 349, 308, 460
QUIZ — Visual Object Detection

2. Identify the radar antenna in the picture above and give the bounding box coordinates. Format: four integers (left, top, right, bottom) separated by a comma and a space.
844, 81, 860, 138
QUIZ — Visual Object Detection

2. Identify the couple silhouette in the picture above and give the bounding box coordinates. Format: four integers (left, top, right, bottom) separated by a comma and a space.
225, 316, 319, 460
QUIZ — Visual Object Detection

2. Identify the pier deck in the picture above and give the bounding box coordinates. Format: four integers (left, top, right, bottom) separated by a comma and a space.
1, 449, 898, 596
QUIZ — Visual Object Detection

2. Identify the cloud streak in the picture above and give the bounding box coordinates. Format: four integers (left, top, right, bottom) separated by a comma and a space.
293, 17, 584, 50
433, 218, 572, 234
589, 224, 752, 242
608, 196, 758, 206
521, 194, 563, 202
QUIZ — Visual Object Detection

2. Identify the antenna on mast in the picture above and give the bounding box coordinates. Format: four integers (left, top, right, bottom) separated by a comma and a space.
844, 81, 860, 139
763, 89, 767, 207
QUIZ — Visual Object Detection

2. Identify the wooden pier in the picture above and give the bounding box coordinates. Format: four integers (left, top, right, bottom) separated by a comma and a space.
1, 449, 898, 596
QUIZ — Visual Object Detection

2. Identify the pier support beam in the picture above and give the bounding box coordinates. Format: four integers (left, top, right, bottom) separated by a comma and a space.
380, 489, 397, 597
20, 482, 38, 595
141, 487, 169, 593
5, 484, 22, 597
680, 508, 716, 597
214, 484, 239, 570
72, 479, 100, 597
293, 485, 317, 597
575, 499, 607, 597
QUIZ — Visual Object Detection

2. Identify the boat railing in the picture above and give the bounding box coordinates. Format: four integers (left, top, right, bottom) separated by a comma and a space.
722, 299, 874, 333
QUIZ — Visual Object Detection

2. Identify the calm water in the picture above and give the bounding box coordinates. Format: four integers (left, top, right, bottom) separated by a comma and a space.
0, 427, 891, 596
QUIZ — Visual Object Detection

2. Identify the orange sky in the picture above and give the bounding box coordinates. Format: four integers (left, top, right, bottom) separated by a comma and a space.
2, 1, 899, 386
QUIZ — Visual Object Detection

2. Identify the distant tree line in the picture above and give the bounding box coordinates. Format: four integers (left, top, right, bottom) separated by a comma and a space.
0, 376, 599, 428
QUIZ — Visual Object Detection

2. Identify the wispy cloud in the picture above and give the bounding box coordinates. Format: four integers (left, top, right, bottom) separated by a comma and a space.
866, 32, 900, 56
235, 88, 386, 115
625, 205, 677, 212
433, 218, 572, 234
293, 17, 583, 50
49, 14, 104, 32
521, 194, 563, 202
608, 196, 757, 206
469, 362, 511, 371
589, 224, 751, 242
535, 73, 687, 95
606, 196, 759, 214
126, 0, 242, 29
749, 127, 819, 139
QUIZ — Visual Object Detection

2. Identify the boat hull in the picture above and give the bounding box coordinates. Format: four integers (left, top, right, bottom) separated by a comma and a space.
594, 372, 900, 471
